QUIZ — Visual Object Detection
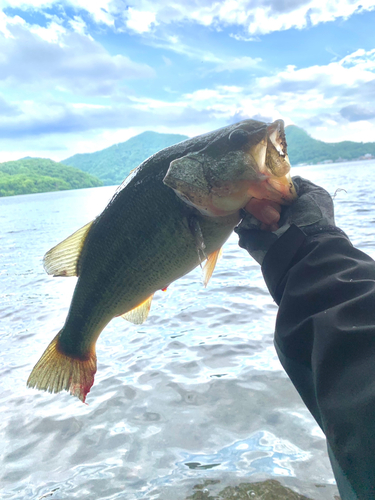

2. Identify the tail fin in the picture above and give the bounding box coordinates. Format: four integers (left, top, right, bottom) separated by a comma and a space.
27, 332, 97, 403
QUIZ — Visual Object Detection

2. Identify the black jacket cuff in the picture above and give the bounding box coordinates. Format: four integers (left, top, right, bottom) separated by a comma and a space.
261, 224, 348, 304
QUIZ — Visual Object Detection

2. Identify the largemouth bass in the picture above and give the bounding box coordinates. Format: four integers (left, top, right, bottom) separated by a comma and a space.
27, 119, 296, 402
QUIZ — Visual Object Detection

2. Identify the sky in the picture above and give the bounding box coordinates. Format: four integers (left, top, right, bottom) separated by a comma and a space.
0, 0, 375, 163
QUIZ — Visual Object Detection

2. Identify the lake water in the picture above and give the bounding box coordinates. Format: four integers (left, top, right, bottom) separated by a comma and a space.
1, 160, 374, 500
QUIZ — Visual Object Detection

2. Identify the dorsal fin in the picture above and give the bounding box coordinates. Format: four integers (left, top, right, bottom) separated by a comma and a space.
43, 220, 94, 277
121, 294, 154, 324
202, 247, 223, 287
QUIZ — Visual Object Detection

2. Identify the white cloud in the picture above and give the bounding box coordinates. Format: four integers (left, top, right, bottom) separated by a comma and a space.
69, 16, 88, 35
0, 93, 20, 116
241, 48, 375, 142
1, 45, 373, 144
128, 96, 180, 110
0, 0, 373, 162
0, 13, 155, 96
0, 0, 53, 8
1, 0, 115, 26
184, 89, 224, 102
73, 0, 115, 25
340, 104, 375, 122
229, 33, 261, 42
0, 93, 212, 139
217, 0, 375, 35
3, 0, 374, 36
144, 33, 223, 63
121, 47, 375, 143
211, 55, 262, 72
218, 85, 243, 93
0, 11, 26, 38
120, 0, 375, 35
125, 7, 157, 33
341, 48, 375, 73
255, 49, 375, 99
29, 20, 66, 43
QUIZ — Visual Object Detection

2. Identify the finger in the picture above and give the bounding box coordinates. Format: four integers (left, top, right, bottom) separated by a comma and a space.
245, 198, 281, 214
245, 199, 281, 225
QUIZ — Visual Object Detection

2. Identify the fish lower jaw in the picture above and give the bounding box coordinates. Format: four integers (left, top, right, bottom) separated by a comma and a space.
265, 173, 297, 204
187, 177, 296, 216
242, 174, 296, 205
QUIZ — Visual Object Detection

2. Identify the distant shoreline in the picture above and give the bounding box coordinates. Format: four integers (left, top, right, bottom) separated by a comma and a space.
295, 156, 375, 167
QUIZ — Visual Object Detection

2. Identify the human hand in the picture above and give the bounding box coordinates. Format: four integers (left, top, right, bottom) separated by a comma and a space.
243, 198, 281, 231
235, 177, 336, 264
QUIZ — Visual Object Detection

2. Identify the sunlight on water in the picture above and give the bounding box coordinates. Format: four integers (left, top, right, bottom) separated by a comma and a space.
1, 161, 374, 499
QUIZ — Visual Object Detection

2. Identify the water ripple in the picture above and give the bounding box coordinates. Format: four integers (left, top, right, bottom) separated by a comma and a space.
2, 162, 374, 499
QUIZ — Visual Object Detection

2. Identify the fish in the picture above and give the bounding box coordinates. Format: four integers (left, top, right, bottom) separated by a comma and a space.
27, 118, 296, 402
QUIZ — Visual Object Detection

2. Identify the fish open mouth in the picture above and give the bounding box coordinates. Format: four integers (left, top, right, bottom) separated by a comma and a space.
262, 120, 297, 203
268, 120, 287, 158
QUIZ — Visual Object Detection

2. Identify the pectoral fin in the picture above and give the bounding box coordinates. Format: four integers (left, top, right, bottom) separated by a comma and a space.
188, 215, 207, 264
121, 295, 154, 324
202, 248, 223, 287
43, 220, 94, 277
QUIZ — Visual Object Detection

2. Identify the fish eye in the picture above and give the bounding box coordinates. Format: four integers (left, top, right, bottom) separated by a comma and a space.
228, 128, 250, 147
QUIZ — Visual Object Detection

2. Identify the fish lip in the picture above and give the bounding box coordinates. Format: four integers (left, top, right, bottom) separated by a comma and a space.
266, 171, 297, 204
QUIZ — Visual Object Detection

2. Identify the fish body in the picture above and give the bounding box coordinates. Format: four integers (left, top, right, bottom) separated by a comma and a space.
27, 119, 296, 402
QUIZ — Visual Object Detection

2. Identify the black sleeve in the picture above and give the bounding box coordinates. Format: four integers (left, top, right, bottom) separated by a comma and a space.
260, 225, 375, 499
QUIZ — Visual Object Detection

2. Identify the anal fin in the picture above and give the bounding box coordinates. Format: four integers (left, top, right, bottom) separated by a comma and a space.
203, 247, 223, 287
121, 295, 154, 325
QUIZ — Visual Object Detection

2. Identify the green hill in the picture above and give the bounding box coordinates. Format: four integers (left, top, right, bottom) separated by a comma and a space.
0, 158, 102, 197
285, 125, 375, 165
62, 131, 188, 186
62, 126, 375, 186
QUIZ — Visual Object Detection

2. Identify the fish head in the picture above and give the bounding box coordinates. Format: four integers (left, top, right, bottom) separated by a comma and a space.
163, 119, 297, 217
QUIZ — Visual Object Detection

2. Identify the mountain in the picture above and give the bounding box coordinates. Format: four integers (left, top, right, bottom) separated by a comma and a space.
62, 126, 375, 187
0, 158, 102, 197
62, 131, 188, 186
285, 125, 375, 165
5, 125, 372, 198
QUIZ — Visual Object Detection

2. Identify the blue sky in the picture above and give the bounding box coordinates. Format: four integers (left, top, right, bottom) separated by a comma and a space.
0, 0, 375, 162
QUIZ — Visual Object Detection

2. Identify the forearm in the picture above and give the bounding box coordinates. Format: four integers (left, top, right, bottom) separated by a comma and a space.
261, 226, 375, 497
